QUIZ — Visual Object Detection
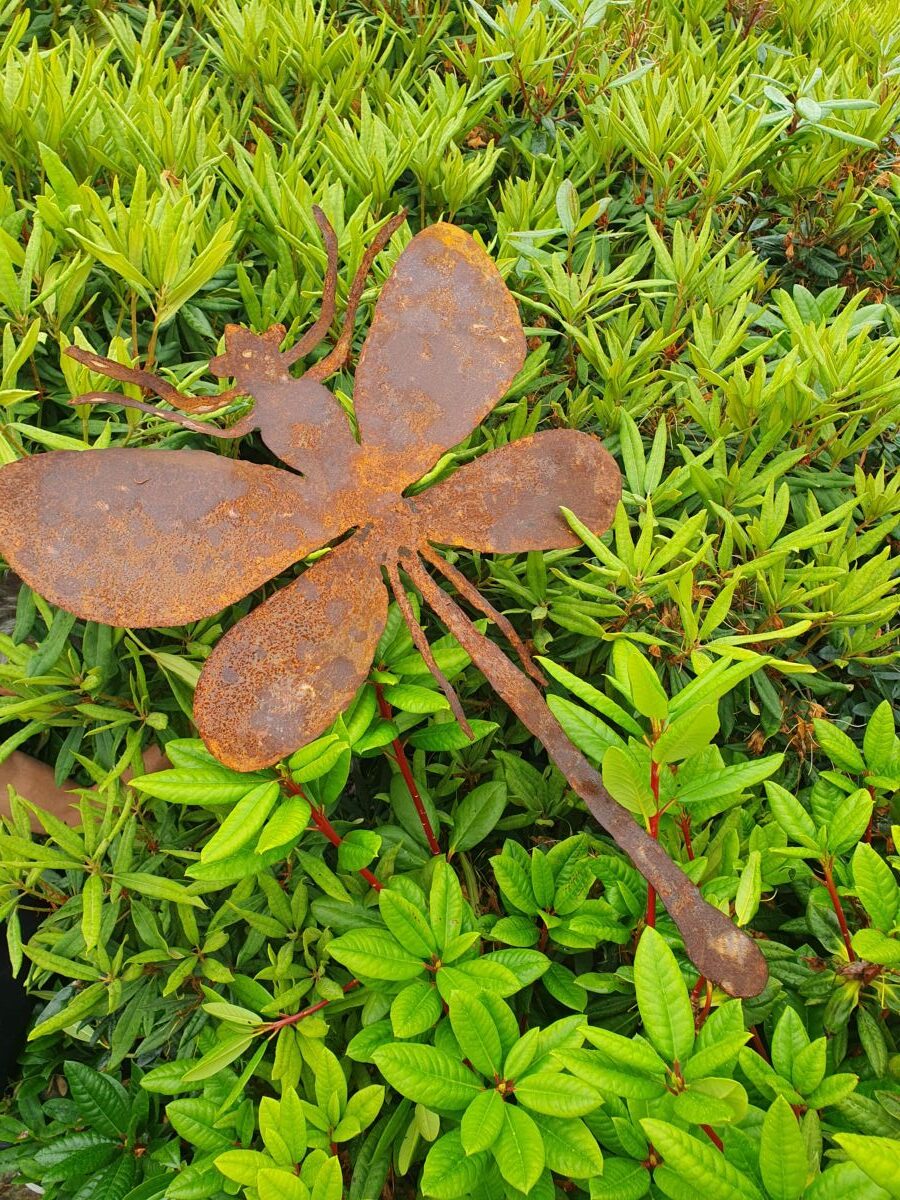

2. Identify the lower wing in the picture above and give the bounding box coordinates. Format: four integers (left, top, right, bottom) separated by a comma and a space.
194, 536, 387, 771
0, 448, 334, 627
408, 429, 621, 552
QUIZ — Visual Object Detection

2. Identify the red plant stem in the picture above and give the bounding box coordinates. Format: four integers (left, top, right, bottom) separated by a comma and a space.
264, 979, 360, 1033
701, 1125, 724, 1152
822, 856, 855, 961
645, 760, 661, 928
698, 979, 713, 1029
680, 811, 695, 860
283, 779, 382, 891
375, 683, 442, 856
750, 1025, 770, 1062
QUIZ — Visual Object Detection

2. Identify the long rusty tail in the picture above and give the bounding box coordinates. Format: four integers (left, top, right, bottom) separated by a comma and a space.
403, 551, 768, 1000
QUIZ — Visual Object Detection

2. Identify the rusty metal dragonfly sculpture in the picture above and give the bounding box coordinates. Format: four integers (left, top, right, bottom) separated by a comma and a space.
0, 210, 767, 998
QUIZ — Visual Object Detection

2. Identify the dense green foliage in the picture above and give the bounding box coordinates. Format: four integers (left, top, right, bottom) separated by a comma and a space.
0, 1, 898, 1198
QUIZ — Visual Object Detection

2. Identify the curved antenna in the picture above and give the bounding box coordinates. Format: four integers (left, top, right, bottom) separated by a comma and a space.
303, 209, 407, 384
64, 346, 239, 414
385, 559, 472, 738
69, 392, 256, 439
281, 206, 339, 367
419, 542, 548, 687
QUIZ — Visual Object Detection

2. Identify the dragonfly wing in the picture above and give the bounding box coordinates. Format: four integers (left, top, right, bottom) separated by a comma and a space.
194, 536, 387, 771
0, 449, 333, 626
410, 429, 621, 552
353, 224, 526, 489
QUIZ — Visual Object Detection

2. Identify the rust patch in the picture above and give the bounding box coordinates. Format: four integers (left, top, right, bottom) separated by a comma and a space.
0, 210, 767, 997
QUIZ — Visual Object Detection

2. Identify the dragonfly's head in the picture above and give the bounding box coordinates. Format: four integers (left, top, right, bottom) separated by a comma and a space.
209, 324, 289, 389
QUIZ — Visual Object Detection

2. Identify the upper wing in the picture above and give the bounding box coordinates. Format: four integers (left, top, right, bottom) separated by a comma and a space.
194, 536, 387, 770
409, 429, 621, 552
0, 449, 335, 627
353, 223, 526, 490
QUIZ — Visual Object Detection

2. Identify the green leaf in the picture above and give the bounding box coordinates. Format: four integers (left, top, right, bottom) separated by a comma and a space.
735, 850, 762, 926
676, 755, 784, 806
851, 928, 900, 966
315, 1047, 348, 1120
804, 1160, 897, 1200
182, 1033, 254, 1083
682, 1033, 750, 1082
390, 980, 442, 1038
328, 929, 425, 981
64, 1061, 130, 1139
449, 781, 507, 855
430, 859, 463, 950
863, 700, 897, 775
514, 1071, 601, 1117
258, 1169, 310, 1200
201, 781, 280, 862
131, 767, 269, 806
449, 990, 503, 1078
33, 1130, 118, 1181
493, 1103, 544, 1194
640, 1120, 762, 1199
490, 915, 540, 947
491, 852, 539, 915
764, 781, 817, 845
548, 695, 624, 761
336, 1084, 384, 1141
602, 746, 654, 816
652, 705, 719, 764
833, 1134, 900, 1198
114, 872, 206, 908
25, 945, 101, 982
379, 887, 438, 957
856, 1007, 888, 1078
460, 1089, 505, 1155
827, 787, 873, 855
531, 851, 555, 909
537, 657, 644, 737
852, 843, 899, 931
256, 796, 311, 854
216, 1149, 272, 1186
531, 1112, 604, 1179
166, 1098, 233, 1153
381, 683, 449, 714
81, 873, 104, 955
633, 927, 694, 1064
560, 1048, 667, 1100
556, 178, 579, 235
759, 1097, 807, 1200
588, 1156, 649, 1199
618, 642, 668, 720
583, 1028, 668, 1076
421, 1130, 490, 1198
372, 1043, 482, 1110
408, 718, 497, 751
673, 1077, 747, 1126
814, 719, 865, 772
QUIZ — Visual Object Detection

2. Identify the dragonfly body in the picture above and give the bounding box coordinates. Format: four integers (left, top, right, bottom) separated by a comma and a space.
0, 213, 768, 998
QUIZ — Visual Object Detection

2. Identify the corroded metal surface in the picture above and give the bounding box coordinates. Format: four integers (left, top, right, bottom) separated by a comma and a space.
353, 222, 527, 491
0, 212, 768, 997
0, 449, 330, 626
195, 536, 388, 772
410, 428, 621, 552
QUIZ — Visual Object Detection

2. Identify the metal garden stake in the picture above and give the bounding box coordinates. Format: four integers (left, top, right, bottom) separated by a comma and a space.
0, 210, 767, 998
